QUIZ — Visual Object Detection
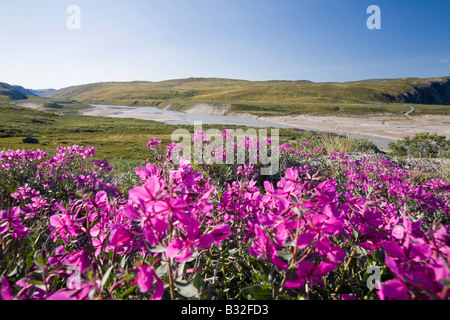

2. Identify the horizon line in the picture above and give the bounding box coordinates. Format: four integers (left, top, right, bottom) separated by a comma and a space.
4, 75, 450, 91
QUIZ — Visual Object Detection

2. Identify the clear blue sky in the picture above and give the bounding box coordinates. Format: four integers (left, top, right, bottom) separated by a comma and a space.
1, 0, 449, 89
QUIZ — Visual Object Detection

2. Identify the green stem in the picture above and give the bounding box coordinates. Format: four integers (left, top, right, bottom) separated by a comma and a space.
167, 258, 176, 300
221, 248, 229, 300
289, 217, 302, 269
335, 248, 357, 293
8, 240, 19, 274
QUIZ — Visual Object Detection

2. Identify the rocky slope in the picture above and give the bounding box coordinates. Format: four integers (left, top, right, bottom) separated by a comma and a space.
397, 77, 450, 104
0, 82, 36, 100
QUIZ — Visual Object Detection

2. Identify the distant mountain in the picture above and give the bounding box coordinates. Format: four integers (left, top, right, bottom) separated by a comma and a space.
0, 82, 36, 101
28, 89, 57, 98
29, 86, 76, 98
52, 76, 450, 107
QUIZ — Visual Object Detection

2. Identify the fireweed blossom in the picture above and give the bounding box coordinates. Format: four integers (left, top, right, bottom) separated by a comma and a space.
49, 207, 83, 243
170, 125, 280, 175
0, 277, 12, 300
166, 218, 215, 262
0, 140, 449, 300
147, 137, 162, 149
248, 226, 288, 270
0, 207, 29, 239
283, 260, 339, 288
64, 250, 91, 274
136, 264, 164, 299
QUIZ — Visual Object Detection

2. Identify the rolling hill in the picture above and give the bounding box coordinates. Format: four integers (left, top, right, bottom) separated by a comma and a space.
0, 82, 36, 101
52, 76, 450, 108
29, 86, 76, 98
1, 77, 449, 116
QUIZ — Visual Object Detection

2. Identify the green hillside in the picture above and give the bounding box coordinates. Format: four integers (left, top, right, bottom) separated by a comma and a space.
53, 76, 450, 107
0, 82, 30, 101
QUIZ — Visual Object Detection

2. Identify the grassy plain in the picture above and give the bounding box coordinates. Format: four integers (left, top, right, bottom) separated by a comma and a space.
1, 104, 348, 170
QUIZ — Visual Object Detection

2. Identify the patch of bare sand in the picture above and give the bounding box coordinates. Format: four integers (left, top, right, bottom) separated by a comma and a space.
15, 102, 45, 110
79, 105, 186, 122
80, 106, 137, 117
184, 103, 231, 115
256, 114, 450, 141
114, 112, 186, 122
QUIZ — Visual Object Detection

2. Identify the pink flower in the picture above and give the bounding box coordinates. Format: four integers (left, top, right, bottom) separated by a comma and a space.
0, 207, 29, 238
378, 279, 409, 300
135, 163, 160, 181
284, 260, 338, 288
166, 219, 214, 262
129, 175, 164, 207
147, 137, 161, 148
46, 290, 77, 300
248, 226, 288, 270
109, 224, 134, 247
48, 245, 66, 265
297, 232, 316, 249
49, 213, 82, 243
0, 277, 12, 300
152, 197, 189, 224
64, 250, 91, 274
47, 282, 98, 300
136, 265, 164, 300
314, 237, 347, 263
210, 224, 231, 243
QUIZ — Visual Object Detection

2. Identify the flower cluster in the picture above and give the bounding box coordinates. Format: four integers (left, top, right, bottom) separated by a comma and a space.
0, 136, 448, 300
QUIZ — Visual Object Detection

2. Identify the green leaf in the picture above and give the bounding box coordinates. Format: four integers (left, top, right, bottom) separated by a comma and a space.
252, 272, 269, 284
120, 254, 129, 269
101, 266, 114, 289
441, 278, 450, 286
176, 261, 187, 279
8, 260, 24, 277
123, 274, 131, 281
28, 279, 44, 286
118, 284, 137, 300
355, 246, 368, 256
34, 252, 45, 270
175, 279, 199, 298
241, 285, 273, 300
89, 215, 103, 230
155, 262, 168, 278
149, 245, 166, 253
193, 273, 205, 292
277, 250, 293, 262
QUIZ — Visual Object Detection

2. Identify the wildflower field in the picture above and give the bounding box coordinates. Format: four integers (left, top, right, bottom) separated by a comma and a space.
0, 131, 449, 301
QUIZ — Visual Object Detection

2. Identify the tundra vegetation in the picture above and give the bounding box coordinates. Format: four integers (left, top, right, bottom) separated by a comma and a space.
0, 128, 448, 300
0, 76, 449, 300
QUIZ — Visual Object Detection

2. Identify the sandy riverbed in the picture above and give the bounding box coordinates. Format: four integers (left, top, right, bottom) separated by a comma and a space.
15, 101, 441, 143
80, 104, 449, 142
254, 114, 450, 141
82, 105, 187, 122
